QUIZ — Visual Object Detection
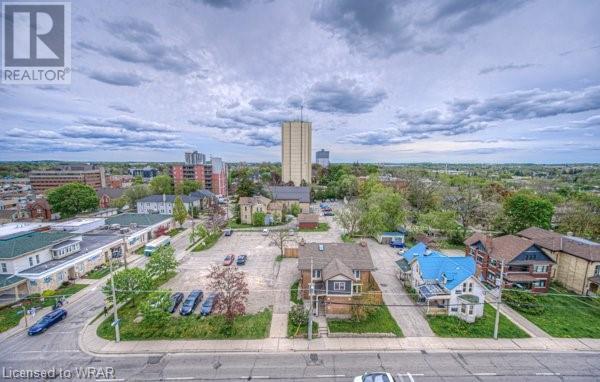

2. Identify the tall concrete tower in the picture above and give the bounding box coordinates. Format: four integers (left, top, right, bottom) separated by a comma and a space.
281, 121, 312, 185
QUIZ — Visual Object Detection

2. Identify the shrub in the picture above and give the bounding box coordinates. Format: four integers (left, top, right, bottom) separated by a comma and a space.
289, 304, 308, 326
42, 290, 56, 298
503, 289, 545, 315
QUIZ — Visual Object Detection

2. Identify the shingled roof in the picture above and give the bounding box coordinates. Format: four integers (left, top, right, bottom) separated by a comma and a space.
465, 233, 544, 263
0, 231, 75, 259
518, 227, 600, 262
298, 243, 374, 272
269, 186, 310, 203
238, 196, 271, 206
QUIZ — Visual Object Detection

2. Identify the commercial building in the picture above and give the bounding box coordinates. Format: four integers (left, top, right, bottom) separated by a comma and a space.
316, 149, 330, 168
0, 213, 173, 306
170, 156, 228, 196
281, 121, 312, 185
128, 166, 158, 181
185, 151, 206, 165
29, 165, 107, 192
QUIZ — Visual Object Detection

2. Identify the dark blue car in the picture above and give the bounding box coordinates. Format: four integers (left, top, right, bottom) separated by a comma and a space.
200, 293, 220, 316
389, 239, 404, 248
28, 308, 67, 335
236, 255, 247, 265
180, 290, 203, 316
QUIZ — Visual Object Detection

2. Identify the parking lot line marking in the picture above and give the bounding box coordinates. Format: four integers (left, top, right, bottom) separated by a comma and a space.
535, 372, 560, 376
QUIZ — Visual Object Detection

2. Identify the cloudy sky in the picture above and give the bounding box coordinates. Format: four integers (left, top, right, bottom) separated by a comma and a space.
1, 0, 599, 163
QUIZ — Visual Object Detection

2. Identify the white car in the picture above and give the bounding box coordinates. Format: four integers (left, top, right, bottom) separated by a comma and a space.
262, 229, 269, 236
354, 372, 396, 382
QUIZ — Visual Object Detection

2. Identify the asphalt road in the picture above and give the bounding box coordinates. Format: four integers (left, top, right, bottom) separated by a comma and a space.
1, 218, 599, 381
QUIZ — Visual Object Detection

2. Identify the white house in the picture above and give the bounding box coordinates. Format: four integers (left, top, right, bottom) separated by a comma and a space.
396, 242, 485, 323
136, 194, 205, 215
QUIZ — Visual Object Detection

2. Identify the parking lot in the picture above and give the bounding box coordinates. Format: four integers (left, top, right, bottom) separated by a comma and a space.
162, 204, 344, 315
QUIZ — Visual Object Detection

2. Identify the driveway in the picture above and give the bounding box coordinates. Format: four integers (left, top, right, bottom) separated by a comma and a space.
368, 240, 435, 337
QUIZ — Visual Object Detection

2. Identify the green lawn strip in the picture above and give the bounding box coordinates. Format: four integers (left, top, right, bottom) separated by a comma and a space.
299, 223, 330, 232
287, 315, 318, 338
227, 220, 287, 229
0, 283, 88, 333
327, 305, 403, 336
427, 303, 529, 338
290, 280, 303, 305
191, 232, 221, 252
97, 306, 272, 340
510, 287, 600, 338
84, 263, 123, 279
166, 228, 185, 237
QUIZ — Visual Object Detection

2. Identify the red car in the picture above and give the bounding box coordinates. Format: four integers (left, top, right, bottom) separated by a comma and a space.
223, 254, 235, 266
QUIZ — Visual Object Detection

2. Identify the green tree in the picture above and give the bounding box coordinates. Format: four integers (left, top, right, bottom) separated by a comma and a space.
252, 211, 266, 226
146, 245, 178, 279
335, 201, 362, 237
172, 196, 187, 227
110, 196, 128, 209
149, 175, 173, 195
141, 290, 171, 326
123, 184, 152, 206
189, 224, 208, 245
236, 176, 257, 197
175, 180, 201, 195
133, 176, 144, 185
290, 203, 301, 217
47, 183, 99, 218
102, 268, 152, 307
503, 191, 554, 234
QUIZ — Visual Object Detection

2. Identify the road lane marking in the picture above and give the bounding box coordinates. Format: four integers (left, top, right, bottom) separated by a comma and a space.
164, 378, 197, 381
473, 373, 497, 376
316, 375, 346, 378
535, 372, 560, 376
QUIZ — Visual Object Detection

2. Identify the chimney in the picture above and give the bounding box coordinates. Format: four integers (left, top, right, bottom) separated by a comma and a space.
162, 193, 166, 203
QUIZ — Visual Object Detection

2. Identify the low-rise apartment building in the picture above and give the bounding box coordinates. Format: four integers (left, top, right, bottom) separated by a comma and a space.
465, 233, 555, 293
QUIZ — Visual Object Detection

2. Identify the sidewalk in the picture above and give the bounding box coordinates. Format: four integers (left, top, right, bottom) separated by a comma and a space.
79, 313, 600, 355
486, 296, 551, 338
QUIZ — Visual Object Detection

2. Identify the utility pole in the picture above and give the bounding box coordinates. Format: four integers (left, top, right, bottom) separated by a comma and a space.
108, 255, 121, 343
307, 257, 314, 341
121, 235, 128, 269
493, 259, 505, 340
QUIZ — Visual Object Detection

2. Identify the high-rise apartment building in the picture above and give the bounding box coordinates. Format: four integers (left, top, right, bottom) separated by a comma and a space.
316, 149, 330, 168
281, 121, 312, 185
29, 165, 106, 192
170, 156, 228, 196
185, 151, 205, 165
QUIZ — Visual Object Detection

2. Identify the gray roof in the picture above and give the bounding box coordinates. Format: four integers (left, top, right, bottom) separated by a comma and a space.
96, 187, 125, 199
137, 194, 201, 204
105, 213, 171, 227
395, 258, 411, 272
298, 243, 374, 272
0, 274, 26, 289
269, 186, 310, 203
322, 257, 354, 280
0, 231, 75, 259
190, 190, 216, 199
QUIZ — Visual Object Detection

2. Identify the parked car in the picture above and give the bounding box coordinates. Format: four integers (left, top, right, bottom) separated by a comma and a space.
168, 292, 184, 313
236, 254, 248, 265
223, 254, 235, 266
323, 211, 334, 216
28, 308, 67, 335
200, 293, 220, 316
180, 290, 203, 316
354, 372, 396, 382
397, 248, 407, 255
262, 228, 269, 236
224, 228, 233, 236
389, 239, 404, 248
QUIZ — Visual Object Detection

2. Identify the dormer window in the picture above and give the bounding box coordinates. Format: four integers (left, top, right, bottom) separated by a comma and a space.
312, 269, 321, 278
352, 270, 361, 279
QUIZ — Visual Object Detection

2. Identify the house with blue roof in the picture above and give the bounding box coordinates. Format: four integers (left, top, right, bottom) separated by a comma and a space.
395, 243, 485, 323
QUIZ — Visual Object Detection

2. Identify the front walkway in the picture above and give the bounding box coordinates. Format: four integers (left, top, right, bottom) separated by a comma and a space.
486, 297, 551, 338
368, 241, 435, 337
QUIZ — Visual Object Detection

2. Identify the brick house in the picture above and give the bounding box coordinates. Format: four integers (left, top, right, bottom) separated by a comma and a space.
27, 199, 52, 221
465, 233, 555, 293
96, 187, 126, 209
518, 227, 600, 295
298, 242, 375, 317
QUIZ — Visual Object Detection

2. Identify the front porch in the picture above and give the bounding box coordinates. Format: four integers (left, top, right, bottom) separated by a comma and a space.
0, 275, 29, 307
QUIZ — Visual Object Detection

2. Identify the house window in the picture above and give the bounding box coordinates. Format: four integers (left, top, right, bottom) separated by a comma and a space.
333, 281, 345, 291
312, 269, 321, 279
533, 265, 548, 273
1, 263, 6, 273
532, 280, 546, 288
490, 259, 497, 267
462, 282, 467, 292
468, 282, 473, 292
595, 265, 600, 276
352, 284, 362, 294
29, 257, 34, 267
35, 255, 40, 264
487, 272, 496, 282
476, 256, 484, 263
469, 247, 476, 256
468, 305, 474, 315
353, 270, 361, 279
461, 304, 467, 314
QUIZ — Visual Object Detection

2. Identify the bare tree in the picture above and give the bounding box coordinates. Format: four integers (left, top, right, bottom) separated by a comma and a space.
268, 229, 294, 257
207, 265, 249, 325
205, 204, 226, 232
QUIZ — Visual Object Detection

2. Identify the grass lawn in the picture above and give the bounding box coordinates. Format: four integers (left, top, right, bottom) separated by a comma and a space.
84, 262, 122, 279
327, 305, 403, 336
510, 286, 600, 338
192, 232, 221, 252
166, 227, 185, 237
299, 223, 330, 232
0, 282, 87, 333
290, 280, 303, 305
287, 315, 318, 338
227, 220, 286, 229
97, 305, 272, 340
427, 303, 529, 338
341, 234, 355, 243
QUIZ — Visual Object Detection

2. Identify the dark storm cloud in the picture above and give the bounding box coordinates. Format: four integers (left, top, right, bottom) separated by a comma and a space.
342, 85, 600, 145
311, 0, 525, 57
87, 70, 149, 87
305, 77, 387, 114
479, 63, 536, 75
76, 18, 198, 74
